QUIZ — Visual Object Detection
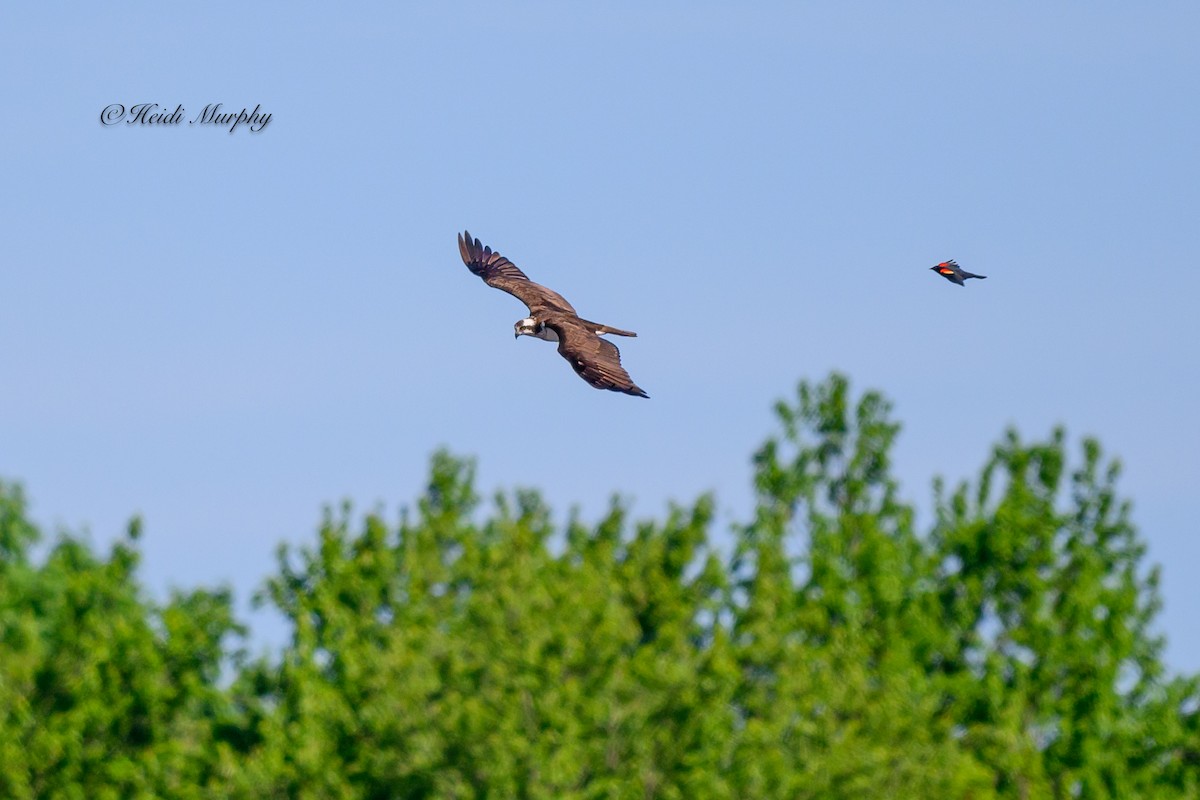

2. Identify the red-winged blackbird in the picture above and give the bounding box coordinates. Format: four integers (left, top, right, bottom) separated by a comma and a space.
930, 259, 986, 287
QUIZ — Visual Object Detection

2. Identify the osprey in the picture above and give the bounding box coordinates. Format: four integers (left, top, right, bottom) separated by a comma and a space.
456, 230, 649, 398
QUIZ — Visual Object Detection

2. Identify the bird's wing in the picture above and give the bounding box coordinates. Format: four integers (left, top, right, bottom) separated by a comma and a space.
543, 316, 648, 397
458, 231, 576, 314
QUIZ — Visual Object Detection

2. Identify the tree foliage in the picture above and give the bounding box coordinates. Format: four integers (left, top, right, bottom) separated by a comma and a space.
0, 487, 245, 799
1, 374, 1196, 798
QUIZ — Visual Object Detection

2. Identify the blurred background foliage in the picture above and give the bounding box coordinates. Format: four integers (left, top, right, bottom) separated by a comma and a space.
1, 374, 1196, 798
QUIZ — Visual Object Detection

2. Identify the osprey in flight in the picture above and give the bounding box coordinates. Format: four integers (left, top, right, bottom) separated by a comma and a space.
456, 230, 649, 398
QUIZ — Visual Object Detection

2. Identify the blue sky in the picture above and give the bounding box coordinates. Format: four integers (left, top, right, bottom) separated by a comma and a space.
2, 2, 1198, 670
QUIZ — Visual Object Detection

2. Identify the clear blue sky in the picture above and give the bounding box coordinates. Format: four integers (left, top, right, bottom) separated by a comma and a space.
2, 3, 1198, 669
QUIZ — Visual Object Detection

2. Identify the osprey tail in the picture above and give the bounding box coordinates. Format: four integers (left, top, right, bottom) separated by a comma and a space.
583, 319, 637, 337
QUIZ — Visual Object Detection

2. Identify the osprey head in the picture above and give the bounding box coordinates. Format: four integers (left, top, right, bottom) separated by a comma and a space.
514, 317, 539, 339
514, 317, 560, 342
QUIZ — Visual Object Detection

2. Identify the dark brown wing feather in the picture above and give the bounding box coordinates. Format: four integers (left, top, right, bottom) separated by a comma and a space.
457, 231, 576, 314
543, 315, 649, 398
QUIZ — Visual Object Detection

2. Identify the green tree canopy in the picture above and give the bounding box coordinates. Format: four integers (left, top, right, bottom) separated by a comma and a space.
0, 486, 245, 799
1, 373, 1196, 798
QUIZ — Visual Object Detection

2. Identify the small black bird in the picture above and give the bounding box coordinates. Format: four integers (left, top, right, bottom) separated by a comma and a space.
930, 259, 986, 286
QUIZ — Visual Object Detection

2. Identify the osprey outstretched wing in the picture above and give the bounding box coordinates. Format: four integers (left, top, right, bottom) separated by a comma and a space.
457, 231, 576, 315
456, 230, 649, 398
543, 314, 649, 398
